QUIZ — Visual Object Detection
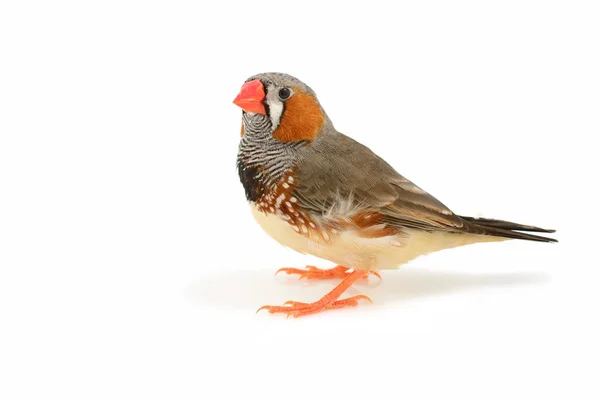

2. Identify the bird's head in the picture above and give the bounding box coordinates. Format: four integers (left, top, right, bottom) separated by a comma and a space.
233, 72, 329, 142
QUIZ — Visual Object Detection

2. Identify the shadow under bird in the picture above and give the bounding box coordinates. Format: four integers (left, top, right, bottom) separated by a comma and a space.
233, 72, 557, 318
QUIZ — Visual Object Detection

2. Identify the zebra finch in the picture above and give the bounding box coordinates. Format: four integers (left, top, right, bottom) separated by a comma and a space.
233, 72, 556, 318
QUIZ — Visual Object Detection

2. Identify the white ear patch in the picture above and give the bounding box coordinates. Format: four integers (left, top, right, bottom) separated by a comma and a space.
267, 99, 284, 129
264, 84, 286, 130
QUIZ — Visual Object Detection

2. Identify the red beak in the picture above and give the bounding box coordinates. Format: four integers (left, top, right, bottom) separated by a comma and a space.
233, 79, 267, 115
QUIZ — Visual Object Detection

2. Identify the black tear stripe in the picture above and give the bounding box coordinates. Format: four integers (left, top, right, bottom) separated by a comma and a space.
237, 159, 266, 202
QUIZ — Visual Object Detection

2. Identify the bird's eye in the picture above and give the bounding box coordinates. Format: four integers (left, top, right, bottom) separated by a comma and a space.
278, 87, 292, 101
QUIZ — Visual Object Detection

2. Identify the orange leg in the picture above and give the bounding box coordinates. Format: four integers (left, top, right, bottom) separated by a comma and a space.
258, 269, 372, 318
276, 265, 381, 281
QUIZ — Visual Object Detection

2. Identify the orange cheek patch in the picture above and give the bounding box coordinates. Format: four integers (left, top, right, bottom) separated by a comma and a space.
273, 89, 324, 142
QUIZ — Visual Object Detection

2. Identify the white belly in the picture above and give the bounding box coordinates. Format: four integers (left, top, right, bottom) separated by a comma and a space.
250, 204, 505, 270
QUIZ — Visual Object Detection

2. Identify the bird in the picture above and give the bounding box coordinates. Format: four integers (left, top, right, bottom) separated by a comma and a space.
233, 72, 556, 318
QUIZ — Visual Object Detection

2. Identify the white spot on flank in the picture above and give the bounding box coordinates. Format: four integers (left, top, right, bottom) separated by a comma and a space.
322, 231, 330, 241
292, 225, 300, 232
288, 176, 294, 183
297, 217, 305, 223
331, 229, 338, 234
269, 206, 275, 213
301, 225, 308, 233
282, 182, 289, 189
290, 197, 297, 203
285, 201, 292, 209
276, 194, 285, 207
309, 222, 316, 228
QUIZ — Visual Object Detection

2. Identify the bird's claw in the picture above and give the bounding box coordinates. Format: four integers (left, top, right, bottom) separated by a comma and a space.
257, 294, 372, 318
275, 265, 380, 281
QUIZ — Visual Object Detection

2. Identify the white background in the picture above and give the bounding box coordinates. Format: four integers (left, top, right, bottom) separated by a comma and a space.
1, 1, 599, 399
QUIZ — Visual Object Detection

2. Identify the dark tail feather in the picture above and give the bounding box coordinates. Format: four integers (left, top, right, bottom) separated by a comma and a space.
461, 217, 558, 243
460, 216, 556, 233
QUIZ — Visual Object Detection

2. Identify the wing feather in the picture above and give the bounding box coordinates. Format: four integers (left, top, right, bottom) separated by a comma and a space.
294, 132, 462, 232
292, 131, 556, 243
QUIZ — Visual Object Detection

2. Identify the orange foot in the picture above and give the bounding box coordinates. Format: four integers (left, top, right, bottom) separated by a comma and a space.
276, 265, 381, 281
258, 269, 373, 318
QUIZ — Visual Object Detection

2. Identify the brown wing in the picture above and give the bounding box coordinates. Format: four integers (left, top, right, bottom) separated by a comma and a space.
293, 132, 557, 242
294, 132, 465, 232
